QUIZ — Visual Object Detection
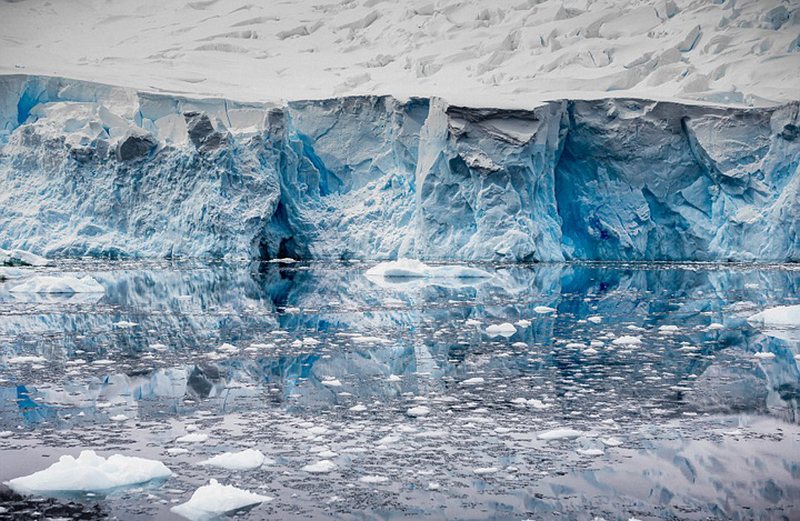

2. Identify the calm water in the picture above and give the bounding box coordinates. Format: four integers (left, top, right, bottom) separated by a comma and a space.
1, 261, 799, 520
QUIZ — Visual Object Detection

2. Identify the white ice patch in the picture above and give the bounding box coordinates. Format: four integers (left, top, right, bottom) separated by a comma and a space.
198, 449, 266, 471
612, 335, 642, 345
534, 306, 556, 314
302, 460, 336, 473
406, 405, 431, 417
485, 323, 516, 338
6, 450, 172, 494
537, 428, 583, 441
171, 479, 272, 521
10, 275, 104, 294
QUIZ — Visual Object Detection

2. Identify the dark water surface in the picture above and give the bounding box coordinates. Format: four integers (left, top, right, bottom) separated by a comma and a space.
0, 261, 798, 520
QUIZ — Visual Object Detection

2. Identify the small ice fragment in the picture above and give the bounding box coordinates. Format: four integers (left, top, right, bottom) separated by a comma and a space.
198, 449, 266, 471
349, 404, 367, 412
109, 414, 128, 422
171, 479, 272, 521
577, 448, 604, 456
486, 323, 516, 338
537, 428, 583, 441
753, 352, 776, 360
473, 467, 498, 475
407, 405, 431, 417
587, 316, 602, 324
612, 335, 642, 345
302, 460, 336, 473
515, 319, 531, 328
176, 433, 208, 443
601, 437, 623, 447
6, 356, 47, 364
534, 306, 556, 314
387, 374, 402, 382
460, 377, 485, 386
358, 475, 389, 484
113, 321, 138, 328
707, 323, 724, 330
321, 378, 342, 387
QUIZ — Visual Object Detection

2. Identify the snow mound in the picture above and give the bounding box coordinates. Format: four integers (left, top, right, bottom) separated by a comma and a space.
365, 260, 492, 280
198, 449, 266, 471
6, 450, 172, 494
9, 275, 105, 294
171, 479, 272, 521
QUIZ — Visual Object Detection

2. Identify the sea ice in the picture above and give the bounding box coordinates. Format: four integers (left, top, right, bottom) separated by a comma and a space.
171, 479, 272, 521
198, 449, 266, 471
6, 450, 172, 494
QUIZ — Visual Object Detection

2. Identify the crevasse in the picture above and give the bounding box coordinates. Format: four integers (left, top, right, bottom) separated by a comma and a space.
1, 74, 798, 262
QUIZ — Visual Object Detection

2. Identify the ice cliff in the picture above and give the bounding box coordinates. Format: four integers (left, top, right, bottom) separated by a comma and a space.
1, 74, 798, 262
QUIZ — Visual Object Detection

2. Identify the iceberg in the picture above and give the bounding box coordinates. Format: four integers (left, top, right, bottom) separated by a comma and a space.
198, 449, 266, 471
5, 450, 172, 494
747, 305, 800, 341
171, 479, 272, 521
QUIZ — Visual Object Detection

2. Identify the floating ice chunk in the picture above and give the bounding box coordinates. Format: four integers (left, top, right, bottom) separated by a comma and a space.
534, 306, 556, 314
659, 325, 679, 334
358, 475, 389, 484
113, 321, 138, 328
6, 355, 48, 364
587, 316, 602, 324
349, 404, 368, 412
706, 323, 724, 330
406, 405, 431, 417
10, 275, 104, 294
515, 319, 531, 328
302, 460, 336, 473
321, 378, 342, 387
0, 267, 26, 280
217, 343, 238, 353
577, 448, 604, 457
612, 335, 642, 345
109, 414, 128, 422
753, 352, 776, 360
387, 374, 402, 382
198, 449, 266, 471
166, 448, 189, 455
486, 323, 516, 338
176, 433, 209, 443
6, 450, 172, 494
473, 467, 498, 475
583, 348, 598, 355
0, 248, 52, 267
171, 479, 272, 521
465, 319, 482, 326
601, 437, 623, 447
460, 377, 485, 386
537, 428, 583, 441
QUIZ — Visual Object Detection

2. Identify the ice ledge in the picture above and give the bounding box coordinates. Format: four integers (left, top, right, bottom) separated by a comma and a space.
0, 74, 798, 262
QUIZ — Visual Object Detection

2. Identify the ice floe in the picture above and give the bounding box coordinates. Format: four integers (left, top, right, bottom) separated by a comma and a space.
6, 450, 172, 494
171, 479, 272, 521
198, 449, 266, 471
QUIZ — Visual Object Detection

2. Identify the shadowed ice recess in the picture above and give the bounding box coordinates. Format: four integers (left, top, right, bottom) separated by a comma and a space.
0, 261, 798, 519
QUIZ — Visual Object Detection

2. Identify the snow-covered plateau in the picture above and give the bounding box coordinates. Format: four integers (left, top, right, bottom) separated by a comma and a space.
1, 73, 797, 261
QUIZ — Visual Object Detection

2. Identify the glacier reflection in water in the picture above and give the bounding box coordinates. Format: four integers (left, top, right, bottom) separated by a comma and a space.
0, 261, 798, 520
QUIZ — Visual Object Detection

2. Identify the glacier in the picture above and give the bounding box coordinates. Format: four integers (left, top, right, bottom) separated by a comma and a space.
0, 74, 798, 262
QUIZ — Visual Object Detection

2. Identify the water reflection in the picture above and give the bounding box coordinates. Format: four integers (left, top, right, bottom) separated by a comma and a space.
1, 262, 798, 426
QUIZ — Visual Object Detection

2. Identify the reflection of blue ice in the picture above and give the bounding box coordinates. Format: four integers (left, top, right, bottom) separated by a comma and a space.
0, 262, 798, 428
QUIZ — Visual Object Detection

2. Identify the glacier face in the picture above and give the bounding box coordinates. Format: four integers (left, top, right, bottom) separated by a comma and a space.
0, 74, 798, 261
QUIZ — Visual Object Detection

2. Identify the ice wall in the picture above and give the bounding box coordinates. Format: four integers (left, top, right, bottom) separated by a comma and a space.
0, 74, 797, 262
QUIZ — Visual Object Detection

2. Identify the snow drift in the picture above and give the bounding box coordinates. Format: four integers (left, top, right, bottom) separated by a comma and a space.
0, 74, 798, 262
